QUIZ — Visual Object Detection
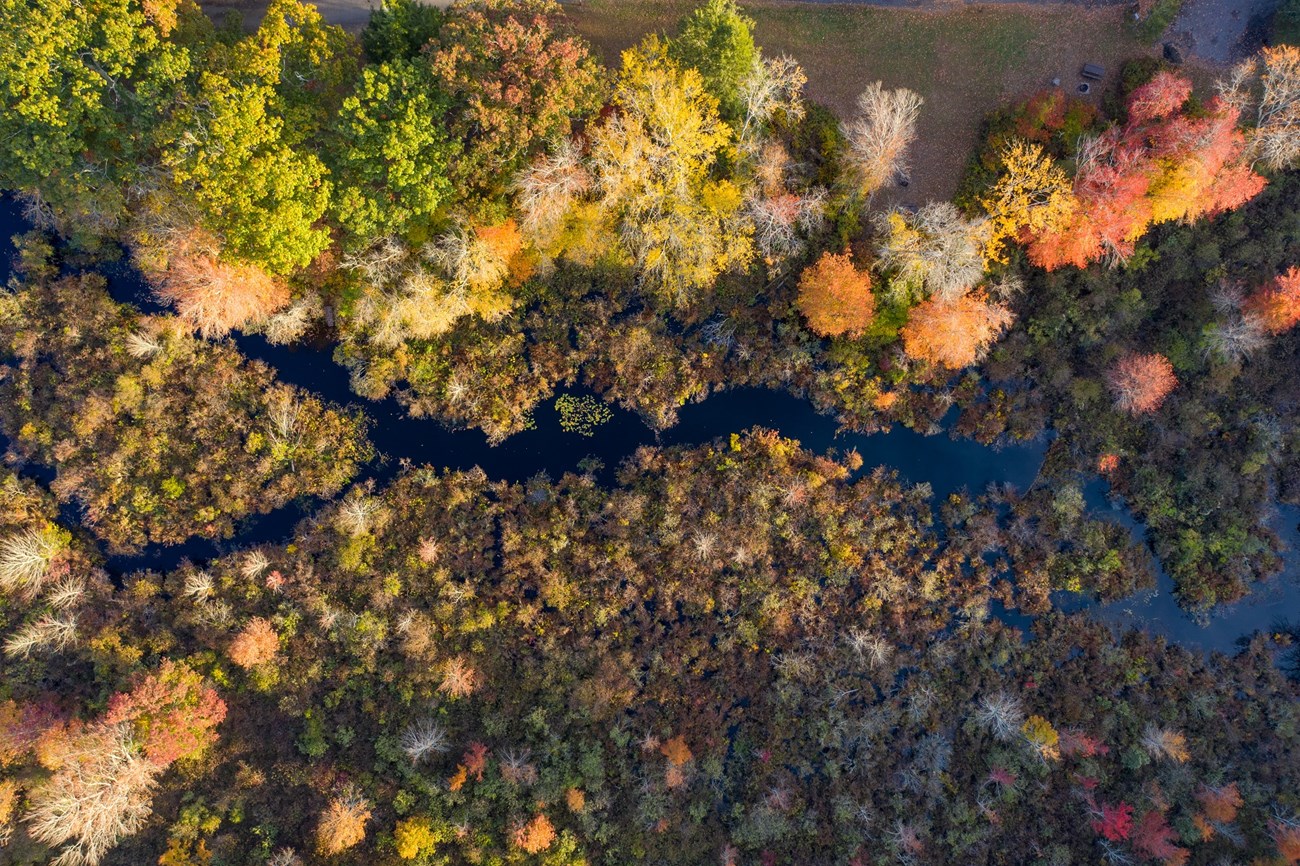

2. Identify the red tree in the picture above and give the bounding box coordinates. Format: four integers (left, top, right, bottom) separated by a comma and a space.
1090, 801, 1134, 841
1245, 266, 1300, 333
1132, 809, 1189, 866
1026, 74, 1266, 270
1106, 352, 1176, 415
103, 660, 226, 766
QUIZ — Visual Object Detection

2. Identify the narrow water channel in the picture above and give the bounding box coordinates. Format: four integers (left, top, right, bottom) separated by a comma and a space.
2, 197, 1297, 656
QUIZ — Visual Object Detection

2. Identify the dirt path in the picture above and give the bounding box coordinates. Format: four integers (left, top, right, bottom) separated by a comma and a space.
1166, 0, 1278, 64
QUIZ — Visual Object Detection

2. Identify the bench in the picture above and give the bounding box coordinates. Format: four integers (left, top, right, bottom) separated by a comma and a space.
1081, 63, 1105, 81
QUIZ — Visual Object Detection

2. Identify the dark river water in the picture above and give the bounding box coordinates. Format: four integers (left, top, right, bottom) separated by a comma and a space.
1, 197, 1297, 655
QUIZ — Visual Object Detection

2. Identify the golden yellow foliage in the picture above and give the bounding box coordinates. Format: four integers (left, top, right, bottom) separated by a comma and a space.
979, 139, 1076, 264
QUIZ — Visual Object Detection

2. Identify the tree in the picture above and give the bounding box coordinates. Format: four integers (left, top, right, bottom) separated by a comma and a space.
978, 139, 1076, 264
1139, 724, 1190, 763
737, 55, 806, 151
1196, 783, 1242, 824
328, 60, 458, 247
0, 0, 194, 244
796, 251, 875, 338
876, 203, 990, 302
1020, 714, 1060, 761
0, 526, 67, 597
1221, 45, 1300, 171
900, 291, 1014, 369
1107, 353, 1176, 415
138, 227, 290, 338
842, 82, 923, 200
316, 787, 371, 855
514, 139, 591, 252
590, 39, 753, 306
512, 813, 556, 854
1026, 73, 1265, 270
228, 617, 279, 669
1132, 809, 1189, 866
156, 0, 338, 273
362, 0, 443, 63
428, 0, 600, 194
103, 660, 226, 767
394, 817, 446, 860
1090, 801, 1134, 841
1244, 266, 1300, 332
23, 723, 160, 866
668, 0, 757, 119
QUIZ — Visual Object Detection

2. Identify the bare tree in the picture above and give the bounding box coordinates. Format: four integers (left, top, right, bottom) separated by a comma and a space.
738, 55, 807, 151
875, 202, 989, 302
24, 724, 160, 866
1220, 46, 1300, 170
0, 528, 65, 598
842, 82, 924, 200
513, 139, 591, 249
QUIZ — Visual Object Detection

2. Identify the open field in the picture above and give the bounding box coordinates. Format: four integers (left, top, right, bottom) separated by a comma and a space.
196, 0, 1168, 200
569, 0, 1156, 201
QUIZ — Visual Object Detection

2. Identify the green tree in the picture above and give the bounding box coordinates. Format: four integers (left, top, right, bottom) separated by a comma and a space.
157, 0, 337, 273
668, 0, 758, 120
362, 0, 443, 62
0, 0, 199, 244
328, 60, 458, 246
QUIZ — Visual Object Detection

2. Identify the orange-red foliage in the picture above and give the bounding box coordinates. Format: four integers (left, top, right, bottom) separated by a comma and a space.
1132, 809, 1190, 866
227, 617, 279, 669
1273, 818, 1300, 865
1195, 782, 1242, 824
148, 229, 290, 338
1106, 353, 1176, 415
1097, 453, 1120, 474
103, 660, 226, 767
661, 735, 693, 767
0, 699, 60, 767
1245, 266, 1300, 333
512, 813, 557, 854
796, 251, 875, 338
1027, 73, 1266, 270
462, 741, 489, 781
900, 291, 1014, 369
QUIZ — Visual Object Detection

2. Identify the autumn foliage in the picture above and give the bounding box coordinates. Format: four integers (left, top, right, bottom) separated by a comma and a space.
1132, 809, 1190, 866
103, 660, 227, 767
796, 250, 875, 337
1244, 266, 1300, 333
512, 813, 557, 853
1022, 72, 1266, 270
227, 617, 279, 668
143, 228, 290, 338
316, 788, 372, 855
1106, 352, 1176, 415
900, 291, 1014, 369
1090, 801, 1134, 841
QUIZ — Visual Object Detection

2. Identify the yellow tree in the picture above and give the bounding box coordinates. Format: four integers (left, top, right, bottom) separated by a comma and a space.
979, 139, 1077, 264
590, 38, 753, 307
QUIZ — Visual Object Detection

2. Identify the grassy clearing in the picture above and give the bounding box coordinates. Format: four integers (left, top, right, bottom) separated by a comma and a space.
569, 0, 1154, 202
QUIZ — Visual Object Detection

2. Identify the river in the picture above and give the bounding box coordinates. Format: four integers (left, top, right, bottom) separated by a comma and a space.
1, 197, 1297, 656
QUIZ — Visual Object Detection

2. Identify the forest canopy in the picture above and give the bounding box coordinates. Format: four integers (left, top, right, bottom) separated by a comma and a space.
1, 0, 1300, 863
